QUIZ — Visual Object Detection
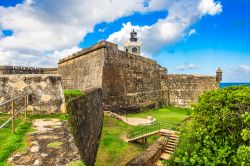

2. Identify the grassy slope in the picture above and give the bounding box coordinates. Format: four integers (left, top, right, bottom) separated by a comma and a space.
96, 116, 146, 166
96, 107, 190, 166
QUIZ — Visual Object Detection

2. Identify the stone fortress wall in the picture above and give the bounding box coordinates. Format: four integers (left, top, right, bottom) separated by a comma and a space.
0, 65, 58, 75
58, 42, 106, 91
0, 66, 64, 114
59, 41, 221, 113
162, 74, 218, 107
0, 41, 221, 114
102, 43, 165, 113
0, 74, 65, 114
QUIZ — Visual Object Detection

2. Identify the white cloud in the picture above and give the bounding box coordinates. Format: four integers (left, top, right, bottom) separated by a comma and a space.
199, 0, 222, 16
0, 46, 80, 67
188, 29, 196, 37
0, 0, 147, 66
108, 0, 222, 56
175, 63, 200, 71
236, 64, 250, 73
0, 0, 222, 67
98, 27, 108, 33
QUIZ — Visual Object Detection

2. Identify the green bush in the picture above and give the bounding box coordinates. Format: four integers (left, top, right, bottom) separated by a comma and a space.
64, 89, 85, 102
169, 86, 250, 165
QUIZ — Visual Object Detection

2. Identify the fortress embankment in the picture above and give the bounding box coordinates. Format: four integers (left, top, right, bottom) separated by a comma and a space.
58, 41, 221, 113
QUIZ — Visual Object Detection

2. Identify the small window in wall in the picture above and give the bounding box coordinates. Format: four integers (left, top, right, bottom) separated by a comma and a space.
132, 47, 137, 53
126, 48, 128, 53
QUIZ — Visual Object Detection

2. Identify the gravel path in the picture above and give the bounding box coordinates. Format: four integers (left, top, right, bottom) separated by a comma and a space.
8, 119, 81, 166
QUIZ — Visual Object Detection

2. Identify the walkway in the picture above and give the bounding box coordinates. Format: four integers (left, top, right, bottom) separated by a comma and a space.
127, 129, 177, 142
104, 111, 156, 126
8, 119, 81, 166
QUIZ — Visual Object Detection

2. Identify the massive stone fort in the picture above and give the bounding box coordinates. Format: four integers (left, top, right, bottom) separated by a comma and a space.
58, 40, 221, 113
0, 31, 222, 114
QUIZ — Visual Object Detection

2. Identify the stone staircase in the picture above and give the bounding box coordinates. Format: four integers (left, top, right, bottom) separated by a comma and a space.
156, 134, 179, 165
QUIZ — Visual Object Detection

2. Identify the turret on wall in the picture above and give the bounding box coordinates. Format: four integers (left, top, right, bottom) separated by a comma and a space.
216, 67, 223, 82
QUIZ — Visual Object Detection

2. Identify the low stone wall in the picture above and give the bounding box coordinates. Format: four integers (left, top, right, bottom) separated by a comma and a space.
0, 74, 64, 114
67, 88, 103, 166
126, 136, 168, 166
0, 65, 58, 75
162, 74, 219, 107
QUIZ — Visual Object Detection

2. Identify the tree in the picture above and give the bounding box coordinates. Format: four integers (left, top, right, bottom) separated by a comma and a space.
169, 86, 250, 165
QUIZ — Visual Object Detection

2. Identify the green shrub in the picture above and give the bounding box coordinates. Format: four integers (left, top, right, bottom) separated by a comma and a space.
64, 89, 85, 102
169, 86, 250, 165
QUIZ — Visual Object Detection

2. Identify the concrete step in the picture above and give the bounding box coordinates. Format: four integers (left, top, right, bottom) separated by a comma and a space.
160, 153, 171, 160
167, 141, 177, 145
168, 140, 179, 144
164, 149, 173, 154
165, 147, 175, 151
170, 136, 179, 140
155, 160, 163, 166
166, 144, 176, 148
169, 136, 179, 139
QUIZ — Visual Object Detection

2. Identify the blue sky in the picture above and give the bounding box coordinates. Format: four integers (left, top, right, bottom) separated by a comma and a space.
0, 0, 249, 82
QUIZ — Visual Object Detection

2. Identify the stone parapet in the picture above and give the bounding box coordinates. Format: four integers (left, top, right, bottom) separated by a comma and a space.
0, 65, 58, 75
58, 40, 118, 64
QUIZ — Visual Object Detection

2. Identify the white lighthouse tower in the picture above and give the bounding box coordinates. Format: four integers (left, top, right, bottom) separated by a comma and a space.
124, 29, 141, 56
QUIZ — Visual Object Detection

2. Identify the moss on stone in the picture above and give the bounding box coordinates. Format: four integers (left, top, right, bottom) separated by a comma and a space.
47, 141, 63, 148
64, 90, 85, 102
67, 160, 85, 166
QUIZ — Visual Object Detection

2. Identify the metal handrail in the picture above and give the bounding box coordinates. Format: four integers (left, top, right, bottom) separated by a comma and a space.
127, 121, 183, 139
0, 92, 31, 107
0, 92, 34, 133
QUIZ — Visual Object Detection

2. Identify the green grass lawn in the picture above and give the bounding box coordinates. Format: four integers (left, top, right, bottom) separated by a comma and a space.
126, 107, 190, 122
0, 114, 32, 166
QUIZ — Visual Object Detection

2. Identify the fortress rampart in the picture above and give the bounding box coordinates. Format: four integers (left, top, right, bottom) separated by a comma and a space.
0, 41, 221, 114
59, 41, 220, 113
162, 74, 218, 107
0, 65, 58, 75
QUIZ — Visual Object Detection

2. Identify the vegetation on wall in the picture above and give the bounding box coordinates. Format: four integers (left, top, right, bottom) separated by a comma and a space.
64, 89, 85, 102
168, 86, 250, 165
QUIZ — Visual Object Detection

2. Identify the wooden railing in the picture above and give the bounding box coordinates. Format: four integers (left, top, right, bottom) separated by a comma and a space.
0, 92, 34, 133
127, 121, 183, 139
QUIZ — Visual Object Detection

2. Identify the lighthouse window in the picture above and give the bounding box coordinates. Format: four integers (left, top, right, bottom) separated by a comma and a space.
132, 47, 137, 53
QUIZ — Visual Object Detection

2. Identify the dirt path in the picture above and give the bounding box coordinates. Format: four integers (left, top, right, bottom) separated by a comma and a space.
8, 119, 81, 166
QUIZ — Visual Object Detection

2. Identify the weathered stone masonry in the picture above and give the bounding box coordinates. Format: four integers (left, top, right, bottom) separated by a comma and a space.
0, 65, 58, 75
59, 41, 166, 113
162, 74, 218, 107
0, 74, 65, 114
67, 88, 103, 166
59, 41, 220, 113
